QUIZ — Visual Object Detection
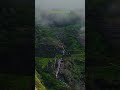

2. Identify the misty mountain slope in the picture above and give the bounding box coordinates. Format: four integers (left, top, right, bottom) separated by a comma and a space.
35, 9, 85, 90
35, 9, 84, 26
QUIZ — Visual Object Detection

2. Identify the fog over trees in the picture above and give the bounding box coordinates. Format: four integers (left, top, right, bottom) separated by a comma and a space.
35, 0, 85, 28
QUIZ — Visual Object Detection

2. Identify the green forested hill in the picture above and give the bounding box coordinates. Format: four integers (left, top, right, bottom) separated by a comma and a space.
35, 10, 85, 90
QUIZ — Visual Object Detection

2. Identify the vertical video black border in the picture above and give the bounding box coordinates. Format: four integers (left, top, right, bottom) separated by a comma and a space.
86, 0, 120, 90
0, 0, 35, 90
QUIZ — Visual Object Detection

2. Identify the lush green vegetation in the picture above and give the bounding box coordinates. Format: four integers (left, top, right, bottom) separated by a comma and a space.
35, 53, 85, 90
35, 9, 85, 90
35, 24, 82, 50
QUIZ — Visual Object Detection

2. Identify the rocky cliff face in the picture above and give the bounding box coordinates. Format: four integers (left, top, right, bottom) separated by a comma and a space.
55, 55, 85, 90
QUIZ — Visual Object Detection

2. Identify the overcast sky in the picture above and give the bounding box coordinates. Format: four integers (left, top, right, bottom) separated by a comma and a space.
35, 0, 85, 10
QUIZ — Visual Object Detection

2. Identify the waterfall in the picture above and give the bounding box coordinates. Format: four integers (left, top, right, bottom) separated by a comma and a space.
55, 48, 65, 79
56, 58, 62, 78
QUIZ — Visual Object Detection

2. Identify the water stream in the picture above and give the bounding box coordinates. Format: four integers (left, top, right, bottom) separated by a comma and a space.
56, 48, 65, 78
56, 58, 62, 78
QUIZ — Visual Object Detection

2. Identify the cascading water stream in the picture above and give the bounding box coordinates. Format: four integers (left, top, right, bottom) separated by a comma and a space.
56, 58, 62, 78
55, 48, 65, 78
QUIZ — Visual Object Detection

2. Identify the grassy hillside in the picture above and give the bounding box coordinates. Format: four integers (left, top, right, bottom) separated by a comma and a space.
35, 70, 46, 90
